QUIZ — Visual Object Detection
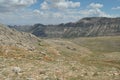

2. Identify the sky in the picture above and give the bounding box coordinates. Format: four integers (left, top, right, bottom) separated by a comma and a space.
0, 0, 120, 25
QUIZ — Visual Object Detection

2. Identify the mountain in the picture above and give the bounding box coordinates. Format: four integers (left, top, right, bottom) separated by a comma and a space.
9, 17, 120, 38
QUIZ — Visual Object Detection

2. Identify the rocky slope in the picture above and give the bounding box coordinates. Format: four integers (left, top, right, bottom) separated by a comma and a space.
0, 24, 40, 50
9, 17, 120, 38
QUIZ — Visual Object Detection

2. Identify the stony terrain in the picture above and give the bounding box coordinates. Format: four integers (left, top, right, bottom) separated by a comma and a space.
0, 24, 120, 80
0, 24, 40, 50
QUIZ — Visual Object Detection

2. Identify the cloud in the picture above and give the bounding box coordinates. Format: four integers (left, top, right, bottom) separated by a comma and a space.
0, 1, 113, 25
40, 2, 110, 19
33, 9, 40, 13
112, 6, 120, 10
41, 0, 80, 10
80, 3, 110, 17
38, 0, 81, 24
41, 1, 49, 10
0, 0, 37, 12
89, 3, 103, 9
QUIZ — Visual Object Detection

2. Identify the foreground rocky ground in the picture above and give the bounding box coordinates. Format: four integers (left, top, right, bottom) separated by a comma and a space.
0, 36, 120, 80
0, 56, 120, 80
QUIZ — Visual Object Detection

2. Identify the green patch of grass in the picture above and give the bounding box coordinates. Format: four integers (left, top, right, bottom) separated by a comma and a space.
71, 36, 120, 53
69, 36, 120, 69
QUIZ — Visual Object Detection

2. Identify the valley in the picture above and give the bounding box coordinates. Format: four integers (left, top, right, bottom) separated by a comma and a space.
0, 17, 120, 80
0, 0, 120, 79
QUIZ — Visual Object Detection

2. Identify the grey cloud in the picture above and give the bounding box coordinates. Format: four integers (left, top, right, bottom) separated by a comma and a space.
79, 3, 111, 17
41, 0, 80, 10
0, 0, 37, 12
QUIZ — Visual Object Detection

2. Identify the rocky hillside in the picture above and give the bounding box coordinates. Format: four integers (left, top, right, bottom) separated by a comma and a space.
0, 24, 40, 50
9, 17, 120, 38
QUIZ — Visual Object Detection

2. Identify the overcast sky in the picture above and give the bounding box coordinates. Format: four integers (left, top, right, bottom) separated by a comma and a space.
0, 0, 120, 25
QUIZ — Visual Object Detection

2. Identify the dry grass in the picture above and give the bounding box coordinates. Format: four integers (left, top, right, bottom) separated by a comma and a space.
0, 36, 120, 80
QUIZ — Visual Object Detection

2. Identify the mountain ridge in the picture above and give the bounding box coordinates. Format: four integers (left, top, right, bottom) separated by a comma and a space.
8, 17, 120, 38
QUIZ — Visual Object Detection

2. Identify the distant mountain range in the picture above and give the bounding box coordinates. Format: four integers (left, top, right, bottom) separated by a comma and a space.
8, 17, 120, 38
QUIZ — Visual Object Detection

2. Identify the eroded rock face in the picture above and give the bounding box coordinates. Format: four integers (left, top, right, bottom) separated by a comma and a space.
9, 17, 120, 38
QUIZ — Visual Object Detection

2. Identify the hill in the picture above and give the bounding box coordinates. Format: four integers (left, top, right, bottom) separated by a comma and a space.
0, 24, 40, 50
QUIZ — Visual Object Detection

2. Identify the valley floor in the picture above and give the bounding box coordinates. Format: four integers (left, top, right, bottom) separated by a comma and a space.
0, 36, 120, 80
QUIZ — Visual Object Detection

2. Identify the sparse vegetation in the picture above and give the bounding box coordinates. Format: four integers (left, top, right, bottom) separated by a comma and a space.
0, 24, 120, 80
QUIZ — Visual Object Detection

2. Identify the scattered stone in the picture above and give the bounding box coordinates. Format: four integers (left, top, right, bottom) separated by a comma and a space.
26, 78, 36, 80
39, 70, 46, 75
5, 78, 11, 80
81, 72, 88, 77
40, 51, 46, 56
28, 47, 35, 51
92, 72, 99, 76
84, 72, 88, 76
66, 46, 71, 49
72, 48, 77, 51
12, 67, 21, 75
66, 46, 76, 51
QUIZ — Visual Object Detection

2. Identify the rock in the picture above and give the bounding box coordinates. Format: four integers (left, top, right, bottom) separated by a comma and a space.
5, 78, 11, 80
66, 46, 71, 49
12, 67, 21, 75
71, 48, 77, 51
26, 78, 36, 80
81, 72, 88, 76
39, 70, 46, 75
40, 51, 46, 56
92, 72, 99, 76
